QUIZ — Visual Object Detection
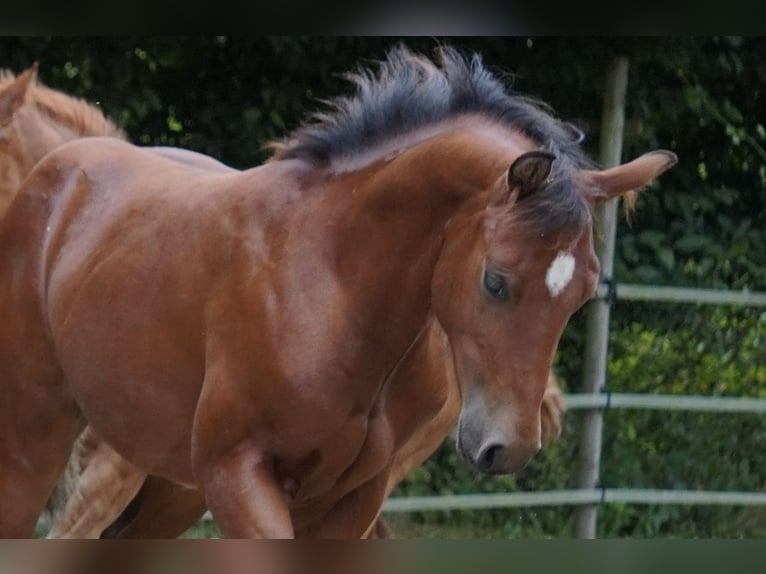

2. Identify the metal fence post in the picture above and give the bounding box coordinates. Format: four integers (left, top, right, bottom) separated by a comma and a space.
574, 56, 629, 539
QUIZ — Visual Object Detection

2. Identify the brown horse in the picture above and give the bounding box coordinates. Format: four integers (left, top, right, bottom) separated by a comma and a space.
0, 63, 567, 539
3, 62, 568, 540
0, 47, 675, 538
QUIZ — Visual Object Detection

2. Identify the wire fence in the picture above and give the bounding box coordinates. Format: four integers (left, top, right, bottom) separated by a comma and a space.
382, 488, 766, 513
380, 387, 766, 514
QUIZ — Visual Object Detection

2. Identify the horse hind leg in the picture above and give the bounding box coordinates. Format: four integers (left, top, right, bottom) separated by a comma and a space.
45, 426, 147, 539
100, 477, 207, 539
44, 425, 98, 526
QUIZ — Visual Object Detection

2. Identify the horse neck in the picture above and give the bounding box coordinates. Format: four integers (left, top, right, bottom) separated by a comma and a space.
326, 130, 512, 329
28, 84, 125, 148
342, 127, 521, 244
0, 87, 123, 219
11, 108, 72, 163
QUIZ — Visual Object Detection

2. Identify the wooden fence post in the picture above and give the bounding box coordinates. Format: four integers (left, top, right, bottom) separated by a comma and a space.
574, 56, 629, 539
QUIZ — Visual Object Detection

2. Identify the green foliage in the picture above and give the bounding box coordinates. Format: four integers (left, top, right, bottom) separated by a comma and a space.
3, 36, 764, 538
616, 37, 766, 290
597, 305, 766, 537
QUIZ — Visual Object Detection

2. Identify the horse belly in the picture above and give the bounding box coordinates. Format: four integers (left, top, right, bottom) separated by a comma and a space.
55, 317, 203, 481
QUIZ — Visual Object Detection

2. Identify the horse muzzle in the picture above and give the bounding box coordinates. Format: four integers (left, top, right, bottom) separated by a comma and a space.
456, 417, 541, 475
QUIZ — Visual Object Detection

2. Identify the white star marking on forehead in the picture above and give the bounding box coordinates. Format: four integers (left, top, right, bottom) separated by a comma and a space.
545, 252, 576, 297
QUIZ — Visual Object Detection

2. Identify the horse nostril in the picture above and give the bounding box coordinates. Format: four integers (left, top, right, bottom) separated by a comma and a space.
477, 443, 505, 473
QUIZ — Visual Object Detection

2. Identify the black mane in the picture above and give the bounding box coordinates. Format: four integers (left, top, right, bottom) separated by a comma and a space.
273, 45, 588, 166
272, 45, 593, 232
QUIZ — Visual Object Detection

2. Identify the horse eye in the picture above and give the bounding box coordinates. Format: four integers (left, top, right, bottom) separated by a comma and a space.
482, 269, 509, 301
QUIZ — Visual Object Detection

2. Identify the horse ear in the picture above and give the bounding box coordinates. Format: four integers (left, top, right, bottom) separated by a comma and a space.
489, 150, 555, 207
508, 150, 556, 198
0, 62, 38, 119
584, 150, 677, 206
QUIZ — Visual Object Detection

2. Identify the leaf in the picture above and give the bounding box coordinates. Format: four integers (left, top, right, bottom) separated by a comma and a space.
657, 247, 676, 271
633, 264, 663, 283
674, 234, 711, 253
637, 229, 666, 250
682, 84, 704, 114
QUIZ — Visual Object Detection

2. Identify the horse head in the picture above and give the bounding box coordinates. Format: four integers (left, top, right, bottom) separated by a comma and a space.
432, 147, 676, 474
0, 63, 124, 220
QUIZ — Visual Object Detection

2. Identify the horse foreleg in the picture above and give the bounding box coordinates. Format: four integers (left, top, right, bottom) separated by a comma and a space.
193, 369, 295, 539
315, 472, 390, 539
198, 448, 294, 539
46, 426, 146, 539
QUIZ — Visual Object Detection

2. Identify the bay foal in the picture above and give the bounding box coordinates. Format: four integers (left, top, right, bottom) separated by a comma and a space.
0, 48, 674, 538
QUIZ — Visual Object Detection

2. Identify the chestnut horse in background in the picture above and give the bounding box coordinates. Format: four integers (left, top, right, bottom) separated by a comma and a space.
0, 47, 675, 538
1, 63, 566, 539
